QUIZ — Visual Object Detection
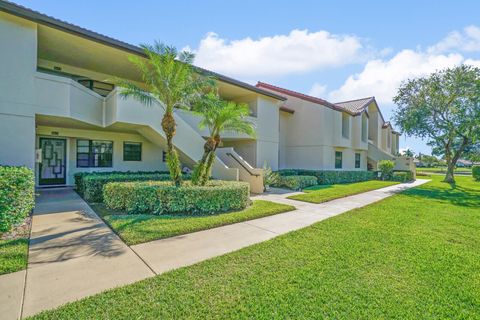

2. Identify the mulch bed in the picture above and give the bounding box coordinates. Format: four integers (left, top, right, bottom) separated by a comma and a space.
0, 216, 32, 240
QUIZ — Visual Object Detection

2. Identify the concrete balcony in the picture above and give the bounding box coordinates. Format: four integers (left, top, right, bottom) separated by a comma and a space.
33, 71, 104, 126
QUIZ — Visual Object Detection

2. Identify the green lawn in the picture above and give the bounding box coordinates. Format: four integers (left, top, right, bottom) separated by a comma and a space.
31, 176, 480, 319
0, 238, 29, 275
94, 200, 295, 245
417, 167, 472, 174
288, 180, 399, 203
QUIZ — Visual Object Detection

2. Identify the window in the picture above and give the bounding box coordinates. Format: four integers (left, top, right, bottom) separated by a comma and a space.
342, 113, 350, 138
387, 131, 391, 148
335, 151, 343, 169
78, 79, 114, 97
355, 153, 361, 168
361, 113, 368, 142
77, 139, 113, 167
162, 151, 167, 162
123, 142, 142, 161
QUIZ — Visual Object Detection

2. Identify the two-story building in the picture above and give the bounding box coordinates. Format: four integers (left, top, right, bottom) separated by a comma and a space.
0, 1, 412, 193
256, 83, 409, 172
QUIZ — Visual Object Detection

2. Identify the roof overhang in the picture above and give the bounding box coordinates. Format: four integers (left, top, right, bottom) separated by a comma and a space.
0, 0, 286, 102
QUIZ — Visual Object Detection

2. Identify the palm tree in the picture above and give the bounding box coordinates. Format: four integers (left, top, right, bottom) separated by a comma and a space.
402, 148, 415, 157
191, 92, 256, 185
119, 42, 211, 186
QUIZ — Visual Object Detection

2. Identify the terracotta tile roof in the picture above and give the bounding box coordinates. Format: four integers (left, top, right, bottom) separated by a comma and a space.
334, 97, 375, 115
256, 82, 355, 115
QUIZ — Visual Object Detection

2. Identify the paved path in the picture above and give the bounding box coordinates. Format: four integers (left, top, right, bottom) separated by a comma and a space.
21, 188, 154, 318
1, 179, 428, 319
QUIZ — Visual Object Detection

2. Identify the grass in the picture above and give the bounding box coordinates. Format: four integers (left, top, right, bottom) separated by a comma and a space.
417, 167, 472, 174
0, 238, 29, 275
31, 175, 480, 319
94, 200, 295, 245
288, 180, 399, 203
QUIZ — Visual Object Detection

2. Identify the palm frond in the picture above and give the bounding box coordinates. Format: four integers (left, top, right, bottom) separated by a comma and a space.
118, 81, 157, 107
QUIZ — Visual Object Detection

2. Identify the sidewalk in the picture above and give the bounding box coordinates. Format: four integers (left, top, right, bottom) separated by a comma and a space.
21, 188, 154, 319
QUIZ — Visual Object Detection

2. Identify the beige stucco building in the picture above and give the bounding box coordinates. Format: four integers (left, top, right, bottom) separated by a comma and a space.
0, 1, 412, 193
256, 83, 408, 172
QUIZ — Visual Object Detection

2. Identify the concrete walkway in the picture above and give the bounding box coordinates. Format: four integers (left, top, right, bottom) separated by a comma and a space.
1, 179, 428, 319
20, 188, 154, 319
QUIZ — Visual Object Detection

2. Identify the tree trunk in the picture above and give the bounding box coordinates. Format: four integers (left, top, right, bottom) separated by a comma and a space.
191, 137, 216, 185
200, 151, 216, 185
200, 134, 221, 185
444, 161, 456, 184
443, 137, 468, 184
162, 112, 182, 187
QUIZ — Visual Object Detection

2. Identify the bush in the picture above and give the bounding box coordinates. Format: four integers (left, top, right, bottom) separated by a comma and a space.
392, 171, 414, 182
74, 171, 191, 202
103, 180, 250, 215
277, 169, 375, 185
273, 175, 317, 191
473, 166, 480, 181
0, 166, 35, 233
263, 163, 280, 188
378, 160, 395, 180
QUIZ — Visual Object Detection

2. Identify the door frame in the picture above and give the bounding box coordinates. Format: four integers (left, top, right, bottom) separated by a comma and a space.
38, 137, 67, 186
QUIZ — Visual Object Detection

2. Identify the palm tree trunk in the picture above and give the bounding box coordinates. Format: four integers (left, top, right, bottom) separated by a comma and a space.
200, 151, 216, 185
162, 112, 182, 186
193, 137, 216, 185
192, 147, 210, 185
200, 134, 221, 185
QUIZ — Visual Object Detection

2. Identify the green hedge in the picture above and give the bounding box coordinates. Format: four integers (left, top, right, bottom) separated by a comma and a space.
391, 171, 414, 182
74, 171, 191, 203
273, 175, 317, 191
103, 180, 250, 215
277, 169, 375, 185
473, 166, 480, 181
0, 166, 35, 233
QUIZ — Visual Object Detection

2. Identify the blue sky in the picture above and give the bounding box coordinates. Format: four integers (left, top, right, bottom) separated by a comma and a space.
15, 0, 480, 155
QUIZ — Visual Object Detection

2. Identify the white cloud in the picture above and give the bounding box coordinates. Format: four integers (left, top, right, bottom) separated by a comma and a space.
192, 30, 368, 79
308, 83, 327, 97
428, 25, 480, 53
328, 50, 467, 104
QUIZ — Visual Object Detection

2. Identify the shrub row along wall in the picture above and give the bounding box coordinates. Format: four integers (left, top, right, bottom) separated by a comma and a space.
277, 169, 375, 185
0, 166, 35, 232
103, 180, 250, 215
272, 175, 317, 191
74, 171, 191, 202
391, 170, 414, 182
473, 166, 480, 181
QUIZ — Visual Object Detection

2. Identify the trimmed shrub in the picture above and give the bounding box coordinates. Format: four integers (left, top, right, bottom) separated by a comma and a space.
74, 171, 191, 202
277, 169, 375, 185
0, 166, 35, 232
378, 160, 395, 180
273, 175, 317, 191
103, 180, 250, 215
392, 171, 414, 182
473, 165, 480, 181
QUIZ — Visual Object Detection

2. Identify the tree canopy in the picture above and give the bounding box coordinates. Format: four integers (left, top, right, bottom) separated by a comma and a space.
393, 65, 480, 183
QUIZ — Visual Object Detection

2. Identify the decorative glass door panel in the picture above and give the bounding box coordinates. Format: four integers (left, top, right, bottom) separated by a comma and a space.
39, 138, 66, 185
